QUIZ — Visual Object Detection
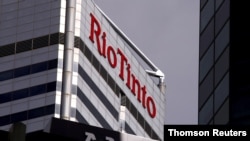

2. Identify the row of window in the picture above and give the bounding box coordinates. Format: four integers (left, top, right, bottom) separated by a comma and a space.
0, 81, 57, 104
77, 87, 113, 130
0, 32, 160, 139
76, 37, 160, 140
120, 91, 159, 140
0, 59, 58, 82
0, 104, 55, 126
78, 66, 119, 121
0, 33, 64, 57
75, 37, 120, 97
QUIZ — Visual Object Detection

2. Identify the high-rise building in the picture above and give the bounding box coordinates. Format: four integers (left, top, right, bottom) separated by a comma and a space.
0, 0, 165, 140
199, 0, 250, 124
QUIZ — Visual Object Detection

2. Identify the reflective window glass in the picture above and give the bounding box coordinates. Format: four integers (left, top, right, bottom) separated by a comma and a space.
215, 21, 229, 59
11, 111, 27, 123
13, 88, 29, 100
214, 73, 229, 111
0, 92, 12, 103
215, 47, 229, 85
200, 19, 214, 57
0, 70, 13, 81
28, 107, 44, 119
215, 0, 230, 34
200, 44, 214, 82
14, 66, 30, 78
31, 61, 47, 73
214, 99, 229, 124
199, 70, 214, 109
200, 0, 214, 32
30, 84, 46, 96
199, 95, 213, 124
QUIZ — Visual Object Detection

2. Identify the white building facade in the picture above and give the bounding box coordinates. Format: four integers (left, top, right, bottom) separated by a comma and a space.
0, 0, 165, 140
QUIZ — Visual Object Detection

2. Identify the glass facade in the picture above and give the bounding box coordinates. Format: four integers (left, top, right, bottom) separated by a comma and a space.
199, 0, 250, 125
199, 0, 230, 124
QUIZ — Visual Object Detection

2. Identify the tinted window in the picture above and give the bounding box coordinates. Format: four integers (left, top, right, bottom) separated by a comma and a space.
199, 95, 213, 124
48, 59, 58, 69
30, 84, 46, 96
11, 111, 27, 123
0, 115, 10, 126
199, 70, 214, 109
200, 45, 214, 82
215, 0, 229, 34
200, 0, 214, 32
214, 99, 229, 124
0, 70, 13, 81
13, 88, 29, 100
14, 66, 30, 78
50, 33, 59, 45
31, 61, 47, 73
200, 19, 214, 58
0, 92, 12, 103
33, 35, 49, 49
215, 21, 229, 59
16, 39, 32, 53
28, 107, 44, 119
0, 43, 15, 57
214, 73, 229, 111
215, 47, 229, 85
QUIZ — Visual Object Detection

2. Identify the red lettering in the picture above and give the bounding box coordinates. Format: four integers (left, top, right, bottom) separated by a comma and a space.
89, 13, 157, 118
146, 96, 156, 118
101, 32, 107, 58
126, 64, 131, 89
107, 46, 117, 68
141, 86, 147, 108
89, 13, 104, 57
131, 74, 141, 102
117, 48, 128, 81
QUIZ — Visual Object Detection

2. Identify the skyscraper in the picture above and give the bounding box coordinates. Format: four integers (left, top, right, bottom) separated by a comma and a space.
199, 0, 250, 124
0, 0, 165, 140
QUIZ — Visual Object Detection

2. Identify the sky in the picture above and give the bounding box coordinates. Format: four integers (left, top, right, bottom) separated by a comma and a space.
94, 0, 200, 124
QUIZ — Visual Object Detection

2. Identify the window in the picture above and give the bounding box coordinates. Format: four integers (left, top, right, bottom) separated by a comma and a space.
30, 84, 46, 96
215, 47, 229, 85
0, 115, 10, 126
11, 111, 27, 123
48, 59, 58, 69
84, 46, 92, 62
0, 70, 13, 81
31, 61, 48, 73
74, 36, 80, 48
214, 73, 229, 111
215, 21, 230, 59
92, 55, 100, 71
28, 107, 44, 119
0, 43, 15, 57
12, 88, 29, 100
200, 19, 214, 58
199, 70, 214, 109
33, 35, 49, 49
199, 44, 214, 82
200, 0, 214, 32
50, 33, 59, 45
215, 0, 229, 34
0, 92, 12, 103
16, 39, 32, 53
199, 95, 213, 124
14, 66, 30, 77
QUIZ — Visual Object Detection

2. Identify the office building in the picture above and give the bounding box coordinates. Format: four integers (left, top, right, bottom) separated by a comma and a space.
0, 0, 165, 140
199, 0, 250, 124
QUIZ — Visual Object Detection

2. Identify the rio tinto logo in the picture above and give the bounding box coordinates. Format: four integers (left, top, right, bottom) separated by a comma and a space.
88, 13, 156, 118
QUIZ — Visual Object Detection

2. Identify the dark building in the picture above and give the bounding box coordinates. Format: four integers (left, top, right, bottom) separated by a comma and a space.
199, 0, 250, 124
